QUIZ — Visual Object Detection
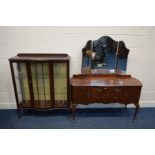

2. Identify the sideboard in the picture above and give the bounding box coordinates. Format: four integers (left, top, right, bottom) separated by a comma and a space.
70, 74, 142, 122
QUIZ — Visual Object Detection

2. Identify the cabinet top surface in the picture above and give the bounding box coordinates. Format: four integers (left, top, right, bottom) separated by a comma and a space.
71, 74, 142, 87
9, 53, 70, 61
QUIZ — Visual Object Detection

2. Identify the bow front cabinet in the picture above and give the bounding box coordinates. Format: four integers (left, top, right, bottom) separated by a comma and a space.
9, 53, 70, 117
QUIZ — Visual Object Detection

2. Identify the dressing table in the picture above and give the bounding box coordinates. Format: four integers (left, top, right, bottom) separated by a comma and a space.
71, 36, 142, 122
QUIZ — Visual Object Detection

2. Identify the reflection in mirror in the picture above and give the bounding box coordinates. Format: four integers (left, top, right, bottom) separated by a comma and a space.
82, 40, 92, 74
81, 36, 129, 74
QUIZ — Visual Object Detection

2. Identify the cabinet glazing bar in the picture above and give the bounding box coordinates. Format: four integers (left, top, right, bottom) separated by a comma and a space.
26, 63, 34, 107
49, 62, 54, 107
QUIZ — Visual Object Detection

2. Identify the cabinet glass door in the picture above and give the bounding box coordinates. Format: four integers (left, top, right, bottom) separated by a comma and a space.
30, 63, 51, 108
53, 63, 68, 107
13, 62, 31, 107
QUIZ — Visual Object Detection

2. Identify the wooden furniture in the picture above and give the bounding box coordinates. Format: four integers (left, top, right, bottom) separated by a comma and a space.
9, 53, 70, 118
76, 36, 143, 122
71, 74, 142, 122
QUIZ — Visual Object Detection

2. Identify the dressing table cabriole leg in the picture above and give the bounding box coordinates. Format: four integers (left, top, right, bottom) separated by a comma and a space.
72, 103, 76, 123
133, 103, 140, 122
125, 104, 127, 109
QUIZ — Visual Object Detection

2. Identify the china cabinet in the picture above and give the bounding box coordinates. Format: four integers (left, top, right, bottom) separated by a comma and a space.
9, 53, 70, 117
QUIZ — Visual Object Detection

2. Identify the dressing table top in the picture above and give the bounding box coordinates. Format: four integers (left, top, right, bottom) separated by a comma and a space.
71, 74, 142, 87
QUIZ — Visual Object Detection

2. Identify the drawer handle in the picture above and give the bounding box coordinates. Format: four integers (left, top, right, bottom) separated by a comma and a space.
104, 88, 107, 90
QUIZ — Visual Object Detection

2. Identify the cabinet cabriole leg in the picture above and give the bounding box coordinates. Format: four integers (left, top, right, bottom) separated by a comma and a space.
17, 109, 21, 119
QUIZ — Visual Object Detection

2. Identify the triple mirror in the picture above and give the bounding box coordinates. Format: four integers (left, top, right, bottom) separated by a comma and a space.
81, 36, 129, 74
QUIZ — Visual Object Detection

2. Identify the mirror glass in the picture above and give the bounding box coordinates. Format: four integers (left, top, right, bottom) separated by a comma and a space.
82, 36, 129, 74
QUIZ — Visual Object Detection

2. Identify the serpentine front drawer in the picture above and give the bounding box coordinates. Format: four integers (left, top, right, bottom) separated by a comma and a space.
72, 86, 141, 104
70, 74, 142, 121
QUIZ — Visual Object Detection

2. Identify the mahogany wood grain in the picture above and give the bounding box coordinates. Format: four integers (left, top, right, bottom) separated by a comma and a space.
71, 74, 142, 122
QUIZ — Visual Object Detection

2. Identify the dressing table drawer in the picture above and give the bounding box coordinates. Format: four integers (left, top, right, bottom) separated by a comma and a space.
91, 87, 113, 102
91, 87, 110, 93
91, 87, 124, 95
71, 87, 90, 103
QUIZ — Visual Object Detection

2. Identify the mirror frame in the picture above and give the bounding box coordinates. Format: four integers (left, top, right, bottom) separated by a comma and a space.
81, 36, 129, 75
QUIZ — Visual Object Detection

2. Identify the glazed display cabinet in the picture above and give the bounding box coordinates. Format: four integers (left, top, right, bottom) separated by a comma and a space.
9, 53, 70, 117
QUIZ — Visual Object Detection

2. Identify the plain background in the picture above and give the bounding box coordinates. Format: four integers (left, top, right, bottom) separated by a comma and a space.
0, 1, 155, 155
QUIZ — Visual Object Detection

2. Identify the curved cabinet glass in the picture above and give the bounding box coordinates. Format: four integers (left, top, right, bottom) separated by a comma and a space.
9, 53, 70, 117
